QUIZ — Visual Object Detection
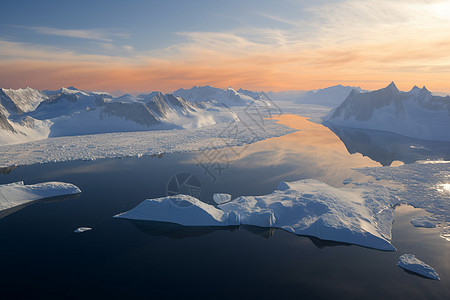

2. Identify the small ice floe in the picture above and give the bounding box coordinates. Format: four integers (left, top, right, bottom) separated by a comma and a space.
397, 254, 440, 280
74, 227, 92, 233
410, 216, 438, 228
213, 193, 232, 204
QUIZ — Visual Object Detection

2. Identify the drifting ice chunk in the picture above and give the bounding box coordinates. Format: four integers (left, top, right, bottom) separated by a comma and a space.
0, 181, 81, 212
397, 254, 440, 280
115, 179, 398, 250
114, 194, 240, 226
410, 216, 438, 228
213, 193, 232, 204
440, 227, 450, 241
74, 227, 92, 233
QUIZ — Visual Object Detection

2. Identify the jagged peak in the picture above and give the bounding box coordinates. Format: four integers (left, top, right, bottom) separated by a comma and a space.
1, 86, 39, 93
348, 88, 361, 97
421, 86, 430, 92
226, 86, 237, 93
410, 85, 420, 91
385, 81, 398, 92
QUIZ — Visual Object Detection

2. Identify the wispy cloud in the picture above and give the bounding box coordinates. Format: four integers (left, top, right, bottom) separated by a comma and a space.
12, 25, 128, 42
257, 12, 301, 27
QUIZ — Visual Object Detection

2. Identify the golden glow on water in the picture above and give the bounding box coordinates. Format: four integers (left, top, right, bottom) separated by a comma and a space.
190, 114, 381, 186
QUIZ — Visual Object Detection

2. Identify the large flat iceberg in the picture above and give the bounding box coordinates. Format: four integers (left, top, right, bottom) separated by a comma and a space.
115, 179, 399, 250
0, 181, 81, 212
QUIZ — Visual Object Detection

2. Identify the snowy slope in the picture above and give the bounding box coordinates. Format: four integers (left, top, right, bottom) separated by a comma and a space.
0, 87, 239, 145
326, 82, 450, 141
115, 179, 399, 251
2, 87, 48, 113
0, 87, 52, 145
173, 86, 272, 107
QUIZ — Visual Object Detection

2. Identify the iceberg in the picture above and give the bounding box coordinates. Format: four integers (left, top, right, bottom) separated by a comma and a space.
0, 181, 81, 212
114, 194, 240, 226
115, 179, 399, 251
397, 254, 440, 280
213, 193, 232, 204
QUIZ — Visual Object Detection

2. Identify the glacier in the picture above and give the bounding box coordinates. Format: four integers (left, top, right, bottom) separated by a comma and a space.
326, 82, 450, 141
397, 254, 440, 280
0, 181, 81, 212
0, 115, 294, 168
115, 179, 399, 251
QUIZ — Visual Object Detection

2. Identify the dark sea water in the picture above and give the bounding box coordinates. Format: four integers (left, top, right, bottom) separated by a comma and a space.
0, 115, 449, 299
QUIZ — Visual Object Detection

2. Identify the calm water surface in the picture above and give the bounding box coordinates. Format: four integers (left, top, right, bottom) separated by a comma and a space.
0, 115, 449, 299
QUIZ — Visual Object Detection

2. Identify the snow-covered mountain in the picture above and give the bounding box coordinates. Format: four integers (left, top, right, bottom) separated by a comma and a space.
326, 82, 450, 141
267, 85, 365, 107
173, 86, 272, 107
2, 87, 48, 113
0, 87, 238, 146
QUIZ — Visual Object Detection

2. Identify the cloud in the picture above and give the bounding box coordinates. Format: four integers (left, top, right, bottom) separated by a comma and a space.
12, 25, 129, 42
123, 45, 134, 51
2, 0, 450, 93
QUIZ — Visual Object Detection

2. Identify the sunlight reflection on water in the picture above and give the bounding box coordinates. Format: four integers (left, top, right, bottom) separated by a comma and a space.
437, 183, 450, 194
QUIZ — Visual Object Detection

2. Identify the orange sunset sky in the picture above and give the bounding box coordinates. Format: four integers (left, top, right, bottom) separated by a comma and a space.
1, 0, 450, 94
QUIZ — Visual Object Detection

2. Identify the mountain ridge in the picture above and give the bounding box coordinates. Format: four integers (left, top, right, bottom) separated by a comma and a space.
326, 82, 450, 141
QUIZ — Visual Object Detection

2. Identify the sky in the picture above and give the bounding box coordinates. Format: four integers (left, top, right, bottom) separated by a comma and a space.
1, 0, 450, 93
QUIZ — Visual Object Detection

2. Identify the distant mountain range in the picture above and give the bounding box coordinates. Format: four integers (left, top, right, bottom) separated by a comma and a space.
173, 86, 273, 107
267, 85, 367, 107
2, 83, 449, 145
0, 87, 239, 145
326, 82, 450, 141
